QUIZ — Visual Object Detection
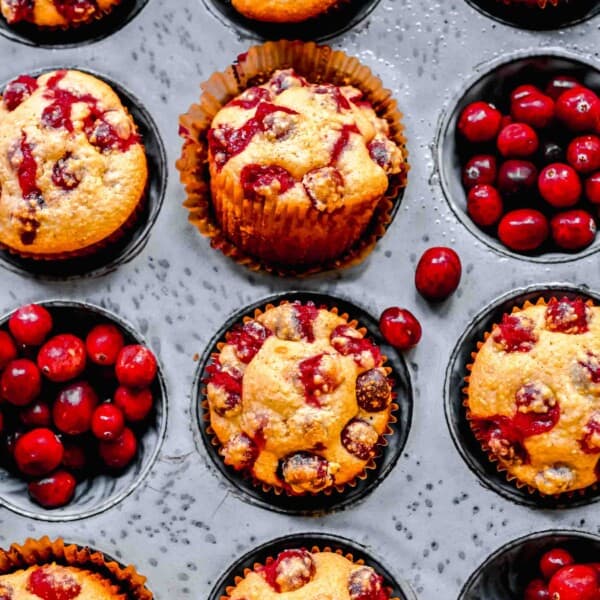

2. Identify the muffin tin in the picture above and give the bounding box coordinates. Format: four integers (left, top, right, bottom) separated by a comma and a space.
0, 1, 599, 599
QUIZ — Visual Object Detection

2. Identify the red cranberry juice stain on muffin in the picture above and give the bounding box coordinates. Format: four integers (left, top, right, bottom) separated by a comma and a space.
52, 0, 98, 21
226, 321, 271, 363
27, 565, 81, 600
240, 165, 295, 201
298, 353, 340, 407
492, 314, 538, 352
330, 325, 382, 368
292, 301, 318, 342
3, 76, 38, 112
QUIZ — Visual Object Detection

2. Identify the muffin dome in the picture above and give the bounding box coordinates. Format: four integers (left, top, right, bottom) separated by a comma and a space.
231, 0, 338, 23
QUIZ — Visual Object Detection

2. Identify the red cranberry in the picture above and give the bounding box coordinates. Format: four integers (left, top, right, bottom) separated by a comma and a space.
227, 321, 271, 363
493, 314, 538, 352
497, 123, 539, 158
99, 427, 137, 469
14, 428, 63, 476
62, 441, 86, 471
38, 334, 86, 383
462, 155, 497, 189
540, 548, 575, 580
261, 549, 315, 592
538, 163, 582, 207
52, 381, 98, 435
20, 401, 51, 428
551, 210, 596, 251
458, 101, 502, 142
8, 304, 53, 346
330, 325, 381, 369
545, 75, 581, 100
3, 75, 38, 111
341, 419, 378, 460
541, 141, 565, 165
27, 565, 81, 599
85, 324, 124, 366
548, 565, 600, 600
415, 247, 462, 301
467, 184, 503, 227
511, 91, 555, 129
0, 331, 17, 369
524, 579, 550, 600
497, 159, 538, 195
556, 87, 600, 132
379, 307, 422, 350
28, 470, 76, 509
545, 297, 590, 334
91, 404, 125, 441
498, 209, 549, 252
114, 386, 153, 422
587, 172, 600, 204
567, 135, 600, 174
348, 566, 385, 600
115, 345, 157, 388
511, 84, 540, 103
1, 359, 41, 406
280, 452, 331, 491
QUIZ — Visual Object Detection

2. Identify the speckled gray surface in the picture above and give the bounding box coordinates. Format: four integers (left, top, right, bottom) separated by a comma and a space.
0, 1, 599, 598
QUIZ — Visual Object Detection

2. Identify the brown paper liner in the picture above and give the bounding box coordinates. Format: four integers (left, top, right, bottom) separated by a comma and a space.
202, 299, 398, 498
463, 296, 598, 500
232, 0, 345, 23
177, 40, 409, 276
221, 545, 401, 600
0, 537, 153, 599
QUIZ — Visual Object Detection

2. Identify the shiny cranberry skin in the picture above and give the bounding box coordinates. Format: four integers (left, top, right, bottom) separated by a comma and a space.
415, 247, 462, 301
52, 381, 98, 435
538, 163, 582, 207
462, 155, 497, 189
511, 84, 539, 103
587, 172, 600, 204
28, 470, 76, 508
556, 87, 600, 132
13, 428, 63, 476
567, 135, 600, 174
548, 565, 600, 600
524, 579, 550, 600
91, 404, 125, 441
497, 159, 538, 195
458, 101, 502, 142
498, 209, 549, 252
540, 548, 575, 580
379, 307, 422, 350
497, 123, 539, 157
114, 386, 153, 422
0, 331, 17, 370
20, 401, 51, 428
115, 345, 157, 388
3, 75, 38, 111
85, 324, 124, 366
551, 210, 597, 251
8, 304, 52, 346
37, 334, 86, 383
62, 442, 86, 471
99, 427, 137, 469
545, 75, 581, 100
467, 184, 503, 227
1, 359, 41, 406
511, 91, 555, 129
541, 141, 565, 165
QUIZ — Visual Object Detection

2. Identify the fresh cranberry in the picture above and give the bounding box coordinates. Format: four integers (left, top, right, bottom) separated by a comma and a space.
28, 470, 76, 509
545, 297, 590, 334
37, 334, 86, 383
511, 91, 554, 129
540, 548, 575, 580
548, 565, 600, 600
415, 247, 462, 301
556, 87, 600, 132
493, 314, 538, 352
497, 123, 539, 158
52, 381, 98, 435
379, 307, 422, 350
497, 159, 538, 195
538, 163, 582, 207
356, 369, 391, 412
3, 75, 38, 111
510, 84, 540, 103
62, 442, 86, 471
467, 184, 503, 227
457, 101, 502, 143
99, 427, 137, 469
115, 345, 157, 388
8, 304, 53, 346
0, 359, 41, 406
462, 155, 497, 189
0, 331, 17, 370
524, 579, 550, 600
551, 210, 596, 251
545, 75, 581, 100
27, 565, 81, 600
91, 404, 125, 441
13, 428, 63, 476
114, 386, 153, 422
567, 135, 600, 174
20, 401, 51, 428
85, 324, 124, 366
587, 172, 600, 204
540, 141, 565, 165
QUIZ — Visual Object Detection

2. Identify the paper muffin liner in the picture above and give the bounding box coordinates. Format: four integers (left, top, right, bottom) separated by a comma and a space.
0, 537, 152, 599
463, 295, 598, 500
494, 0, 562, 6
232, 0, 343, 23
177, 39, 409, 276
221, 544, 401, 600
201, 299, 399, 498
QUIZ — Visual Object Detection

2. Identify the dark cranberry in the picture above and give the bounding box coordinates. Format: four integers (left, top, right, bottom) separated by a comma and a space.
548, 565, 600, 600
379, 307, 422, 350
567, 135, 600, 174
457, 101, 502, 142
510, 84, 539, 103
524, 579, 550, 600
415, 247, 462, 301
37, 334, 86, 383
3, 75, 38, 111
551, 210, 596, 251
356, 369, 391, 413
545, 75, 581, 100
13, 428, 63, 476
462, 155, 497, 189
20, 401, 51, 428
513, 382, 559, 437
240, 164, 296, 201
347, 566, 385, 600
497, 123, 539, 157
28, 470, 76, 509
52, 381, 98, 435
341, 418, 378, 460
556, 87, 600, 132
1, 359, 41, 406
497, 159, 537, 195
27, 565, 81, 600
98, 427, 137, 469
85, 324, 124, 366
538, 163, 582, 207
51, 154, 80, 191
493, 314, 538, 352
8, 304, 53, 346
280, 452, 332, 491
540, 548, 575, 580
545, 297, 590, 334
227, 321, 271, 363
0, 331, 17, 370
114, 386, 153, 422
115, 345, 157, 388
587, 172, 600, 204
540, 141, 564, 165
467, 184, 503, 227
511, 91, 554, 129
62, 442, 86, 471
91, 404, 125, 441
498, 209, 549, 251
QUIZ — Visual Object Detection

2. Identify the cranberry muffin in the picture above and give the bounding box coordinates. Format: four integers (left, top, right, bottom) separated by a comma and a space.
207, 68, 406, 268
205, 301, 394, 495
0, 69, 147, 258
227, 547, 392, 599
231, 0, 338, 23
466, 296, 600, 496
0, 0, 123, 28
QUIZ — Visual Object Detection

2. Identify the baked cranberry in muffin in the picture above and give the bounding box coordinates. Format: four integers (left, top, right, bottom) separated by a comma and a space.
231, 0, 338, 23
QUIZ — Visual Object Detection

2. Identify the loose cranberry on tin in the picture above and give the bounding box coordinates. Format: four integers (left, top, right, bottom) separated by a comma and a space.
415, 247, 462, 301
379, 308, 422, 350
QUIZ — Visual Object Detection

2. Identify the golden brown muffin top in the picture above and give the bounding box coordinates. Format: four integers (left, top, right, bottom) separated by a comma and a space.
0, 0, 121, 27
206, 301, 393, 495
466, 297, 600, 495
231, 0, 338, 23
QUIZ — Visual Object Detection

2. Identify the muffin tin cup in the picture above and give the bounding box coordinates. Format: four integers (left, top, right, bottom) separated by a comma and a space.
444, 282, 600, 509
177, 39, 408, 277
0, 300, 168, 522
0, 0, 151, 48
0, 536, 153, 598
436, 48, 600, 264
458, 529, 600, 599
208, 532, 416, 600
192, 291, 413, 516
0, 67, 167, 281
201, 0, 383, 42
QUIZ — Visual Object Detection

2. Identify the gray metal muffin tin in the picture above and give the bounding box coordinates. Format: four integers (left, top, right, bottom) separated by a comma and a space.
0, 1, 599, 598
